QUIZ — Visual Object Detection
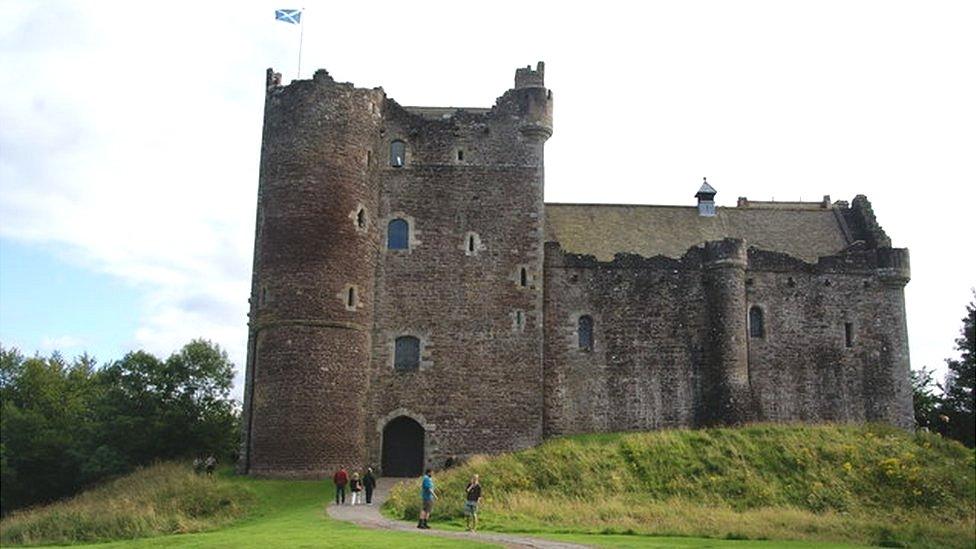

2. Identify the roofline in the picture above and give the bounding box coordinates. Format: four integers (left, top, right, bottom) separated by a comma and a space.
544, 202, 841, 212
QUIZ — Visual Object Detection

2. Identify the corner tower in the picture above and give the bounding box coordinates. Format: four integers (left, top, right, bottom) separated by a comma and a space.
240, 69, 384, 476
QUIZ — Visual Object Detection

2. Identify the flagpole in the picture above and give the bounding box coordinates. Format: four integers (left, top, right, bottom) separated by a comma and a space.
297, 8, 304, 79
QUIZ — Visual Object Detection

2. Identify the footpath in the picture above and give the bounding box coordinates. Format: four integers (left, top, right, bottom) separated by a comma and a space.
327, 478, 589, 549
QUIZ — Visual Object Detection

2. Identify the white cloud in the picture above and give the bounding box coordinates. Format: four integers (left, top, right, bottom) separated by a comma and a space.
1, 0, 974, 398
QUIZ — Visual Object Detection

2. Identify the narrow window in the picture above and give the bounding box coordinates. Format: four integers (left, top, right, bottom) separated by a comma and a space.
468, 235, 475, 253
260, 287, 268, 306
520, 267, 528, 287
387, 219, 408, 249
457, 149, 464, 161
845, 322, 854, 348
390, 140, 406, 167
357, 208, 366, 229
347, 287, 357, 308
578, 315, 593, 351
367, 149, 372, 166
749, 306, 765, 338
394, 336, 420, 371
515, 310, 525, 330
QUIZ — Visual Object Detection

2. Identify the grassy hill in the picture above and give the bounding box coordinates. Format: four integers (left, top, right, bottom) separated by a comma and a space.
385, 424, 976, 549
0, 463, 485, 548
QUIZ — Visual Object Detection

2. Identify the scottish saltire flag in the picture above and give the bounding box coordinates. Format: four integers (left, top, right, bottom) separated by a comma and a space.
275, 9, 301, 24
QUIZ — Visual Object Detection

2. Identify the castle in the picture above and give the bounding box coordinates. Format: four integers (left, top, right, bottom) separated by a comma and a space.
239, 63, 913, 477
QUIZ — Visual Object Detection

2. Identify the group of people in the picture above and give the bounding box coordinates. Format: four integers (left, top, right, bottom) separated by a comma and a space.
330, 466, 483, 531
331, 466, 377, 505
192, 455, 217, 477
417, 469, 483, 531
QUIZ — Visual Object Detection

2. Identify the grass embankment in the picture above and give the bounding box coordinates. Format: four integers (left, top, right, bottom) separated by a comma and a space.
0, 462, 253, 545
0, 464, 486, 548
385, 424, 976, 548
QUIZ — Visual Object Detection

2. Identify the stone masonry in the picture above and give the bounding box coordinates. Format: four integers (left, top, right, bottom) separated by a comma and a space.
239, 63, 913, 477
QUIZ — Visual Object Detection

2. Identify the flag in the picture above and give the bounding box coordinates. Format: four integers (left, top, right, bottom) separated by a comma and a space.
275, 9, 301, 24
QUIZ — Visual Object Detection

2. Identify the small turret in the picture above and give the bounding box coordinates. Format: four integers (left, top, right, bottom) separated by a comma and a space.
515, 62, 545, 89
696, 177, 717, 216
510, 62, 553, 142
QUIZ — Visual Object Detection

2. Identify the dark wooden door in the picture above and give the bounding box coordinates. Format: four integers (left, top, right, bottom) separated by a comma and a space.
381, 416, 424, 477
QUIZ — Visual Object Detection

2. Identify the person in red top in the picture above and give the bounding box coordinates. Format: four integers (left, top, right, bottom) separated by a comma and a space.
332, 466, 349, 505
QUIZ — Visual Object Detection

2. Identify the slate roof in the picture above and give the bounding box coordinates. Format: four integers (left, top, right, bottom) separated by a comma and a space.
544, 203, 852, 263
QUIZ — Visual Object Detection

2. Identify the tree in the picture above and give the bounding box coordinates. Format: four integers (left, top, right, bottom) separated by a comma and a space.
940, 293, 975, 447
911, 366, 941, 430
0, 339, 240, 515
95, 340, 239, 465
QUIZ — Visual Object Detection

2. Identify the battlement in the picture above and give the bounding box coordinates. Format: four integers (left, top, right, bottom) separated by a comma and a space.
515, 62, 545, 89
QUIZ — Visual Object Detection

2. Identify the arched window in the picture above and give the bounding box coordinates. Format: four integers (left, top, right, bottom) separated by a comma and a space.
520, 267, 528, 287
347, 287, 357, 308
390, 140, 406, 167
394, 336, 420, 371
578, 315, 593, 351
468, 235, 475, 253
356, 208, 366, 229
387, 219, 409, 249
749, 306, 765, 338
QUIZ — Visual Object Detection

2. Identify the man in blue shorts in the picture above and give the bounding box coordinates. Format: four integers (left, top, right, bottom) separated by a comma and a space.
418, 468, 436, 529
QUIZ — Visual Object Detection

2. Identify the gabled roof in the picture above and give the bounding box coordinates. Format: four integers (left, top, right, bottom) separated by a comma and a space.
544, 203, 852, 263
695, 180, 717, 197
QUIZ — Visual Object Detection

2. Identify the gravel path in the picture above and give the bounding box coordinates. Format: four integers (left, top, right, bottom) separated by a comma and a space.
327, 478, 590, 549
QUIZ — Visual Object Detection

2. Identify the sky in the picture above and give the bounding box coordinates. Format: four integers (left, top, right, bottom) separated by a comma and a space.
1, 0, 973, 399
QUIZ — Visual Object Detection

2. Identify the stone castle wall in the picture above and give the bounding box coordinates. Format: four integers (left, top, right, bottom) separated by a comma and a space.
542, 242, 913, 437
365, 72, 553, 468
240, 63, 912, 477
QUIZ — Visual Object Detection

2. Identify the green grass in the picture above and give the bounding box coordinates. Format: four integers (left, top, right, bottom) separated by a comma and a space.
0, 464, 489, 548
385, 424, 976, 549
4, 424, 973, 548
0, 462, 254, 545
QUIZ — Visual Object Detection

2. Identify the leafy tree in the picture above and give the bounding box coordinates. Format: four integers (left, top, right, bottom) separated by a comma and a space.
910, 366, 941, 430
940, 293, 975, 447
0, 340, 240, 515
0, 351, 99, 512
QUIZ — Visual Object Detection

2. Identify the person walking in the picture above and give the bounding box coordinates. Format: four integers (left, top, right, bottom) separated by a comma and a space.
363, 467, 377, 505
333, 466, 349, 505
464, 474, 482, 532
418, 468, 436, 529
349, 472, 363, 505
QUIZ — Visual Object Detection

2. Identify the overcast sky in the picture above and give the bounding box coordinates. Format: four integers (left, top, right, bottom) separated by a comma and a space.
1, 0, 973, 398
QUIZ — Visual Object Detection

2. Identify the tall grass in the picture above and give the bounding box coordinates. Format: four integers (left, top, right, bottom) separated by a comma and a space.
385, 424, 975, 548
0, 462, 255, 546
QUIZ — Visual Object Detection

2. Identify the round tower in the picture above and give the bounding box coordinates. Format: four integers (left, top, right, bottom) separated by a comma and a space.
702, 237, 753, 426
241, 69, 383, 476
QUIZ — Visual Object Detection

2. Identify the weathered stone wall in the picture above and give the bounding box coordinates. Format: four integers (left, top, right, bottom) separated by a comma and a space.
365, 71, 552, 470
543, 241, 914, 436
746, 248, 913, 428
242, 70, 384, 476
543, 243, 707, 436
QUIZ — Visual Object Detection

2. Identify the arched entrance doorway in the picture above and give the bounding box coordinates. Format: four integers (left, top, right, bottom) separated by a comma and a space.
381, 416, 424, 477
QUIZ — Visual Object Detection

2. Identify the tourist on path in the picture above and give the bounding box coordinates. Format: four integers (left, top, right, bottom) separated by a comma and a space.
418, 468, 437, 529
464, 474, 482, 532
333, 466, 349, 505
363, 467, 377, 505
349, 472, 363, 505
